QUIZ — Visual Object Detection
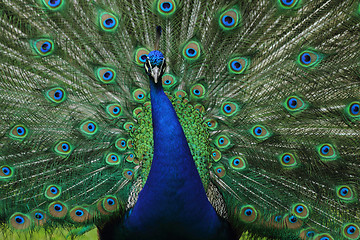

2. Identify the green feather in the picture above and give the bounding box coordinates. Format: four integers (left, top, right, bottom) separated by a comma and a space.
0, 0, 360, 239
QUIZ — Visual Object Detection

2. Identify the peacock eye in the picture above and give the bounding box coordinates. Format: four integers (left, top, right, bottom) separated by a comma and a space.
48, 201, 68, 219
336, 185, 354, 201
239, 205, 258, 223
279, 153, 297, 168
105, 153, 120, 165
101, 196, 119, 212
221, 101, 239, 116
126, 153, 135, 163
282, 0, 295, 5
157, 0, 176, 16
34, 212, 44, 220
133, 89, 147, 102
45, 185, 61, 199
100, 13, 118, 31
306, 231, 315, 237
229, 156, 247, 170
54, 141, 72, 156
46, 87, 66, 104
97, 68, 116, 84
205, 119, 217, 130
317, 143, 337, 161
123, 169, 134, 180
251, 125, 271, 140
80, 121, 98, 136
32, 39, 54, 56
10, 125, 28, 140
10, 213, 31, 229
183, 41, 201, 61
219, 9, 240, 30
279, 0, 299, 9
161, 74, 176, 89
214, 135, 231, 149
316, 234, 333, 240
115, 138, 128, 151
42, 0, 63, 10
214, 165, 226, 178
190, 84, 205, 99
160, 2, 173, 12
0, 165, 13, 179
284, 96, 306, 112
48, 0, 61, 7
106, 104, 122, 118
343, 224, 360, 239
298, 50, 321, 68
292, 204, 309, 219
69, 206, 91, 222
228, 57, 248, 74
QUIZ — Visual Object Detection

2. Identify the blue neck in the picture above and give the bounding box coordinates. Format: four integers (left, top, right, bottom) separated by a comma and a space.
123, 79, 230, 239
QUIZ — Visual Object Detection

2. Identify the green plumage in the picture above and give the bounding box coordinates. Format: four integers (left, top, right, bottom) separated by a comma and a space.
0, 0, 360, 239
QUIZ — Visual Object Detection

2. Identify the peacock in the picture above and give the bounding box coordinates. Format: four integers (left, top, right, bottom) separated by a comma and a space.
0, 0, 360, 239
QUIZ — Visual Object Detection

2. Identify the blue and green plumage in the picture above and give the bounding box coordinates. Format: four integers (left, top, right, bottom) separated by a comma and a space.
1, 0, 360, 240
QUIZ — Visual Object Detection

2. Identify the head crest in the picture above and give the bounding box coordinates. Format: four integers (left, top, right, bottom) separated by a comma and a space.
148, 50, 164, 66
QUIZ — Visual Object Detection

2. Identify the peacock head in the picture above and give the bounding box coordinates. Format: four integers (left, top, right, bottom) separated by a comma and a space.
145, 50, 166, 84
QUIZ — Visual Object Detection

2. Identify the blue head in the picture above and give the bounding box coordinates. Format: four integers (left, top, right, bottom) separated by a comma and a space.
144, 50, 166, 84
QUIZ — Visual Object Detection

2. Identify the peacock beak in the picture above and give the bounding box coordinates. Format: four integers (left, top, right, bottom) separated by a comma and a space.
151, 67, 160, 84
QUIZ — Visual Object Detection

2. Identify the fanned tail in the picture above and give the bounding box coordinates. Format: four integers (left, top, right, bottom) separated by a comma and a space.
0, 0, 360, 240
